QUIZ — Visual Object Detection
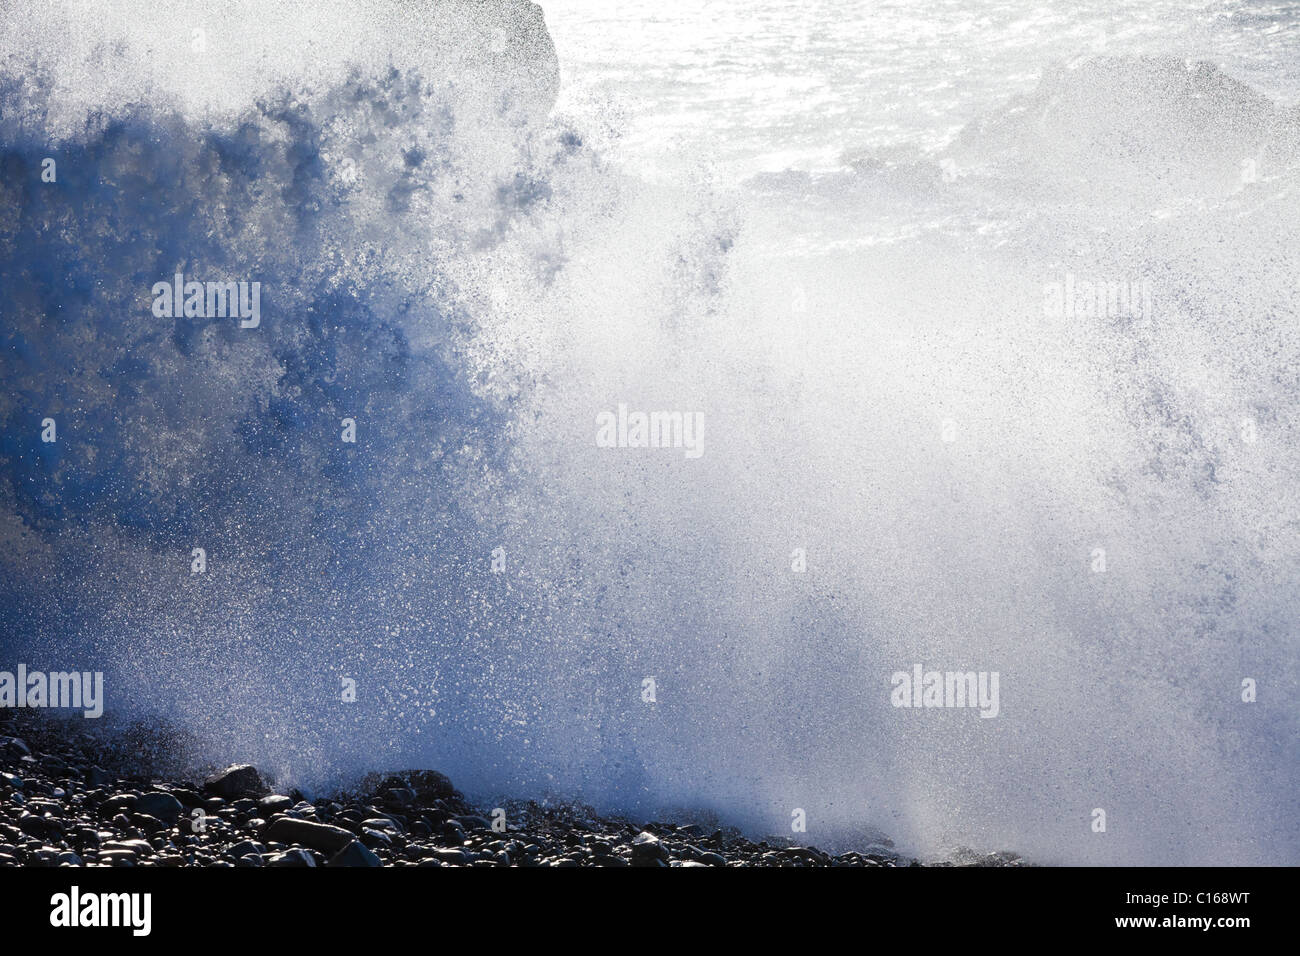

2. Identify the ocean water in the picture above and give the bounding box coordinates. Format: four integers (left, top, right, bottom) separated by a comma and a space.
0, 0, 1297, 865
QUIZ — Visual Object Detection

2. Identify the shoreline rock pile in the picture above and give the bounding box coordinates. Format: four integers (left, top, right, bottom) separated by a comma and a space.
0, 713, 1025, 868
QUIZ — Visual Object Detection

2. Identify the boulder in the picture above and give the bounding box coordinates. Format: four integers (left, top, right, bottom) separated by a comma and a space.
202, 765, 268, 799
260, 816, 354, 854
327, 840, 383, 867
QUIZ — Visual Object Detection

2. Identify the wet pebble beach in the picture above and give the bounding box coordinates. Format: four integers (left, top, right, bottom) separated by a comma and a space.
0, 714, 1026, 868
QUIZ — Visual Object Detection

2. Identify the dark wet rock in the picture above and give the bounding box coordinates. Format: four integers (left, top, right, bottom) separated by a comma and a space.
364, 769, 459, 802
84, 766, 116, 787
203, 765, 268, 799
18, 814, 51, 837
260, 817, 354, 854
781, 846, 828, 863
265, 848, 317, 867
39, 753, 68, 772
135, 791, 184, 822
686, 845, 727, 866
97, 850, 138, 865
131, 813, 165, 834
100, 794, 137, 816
258, 795, 294, 815
630, 830, 671, 863
328, 840, 383, 867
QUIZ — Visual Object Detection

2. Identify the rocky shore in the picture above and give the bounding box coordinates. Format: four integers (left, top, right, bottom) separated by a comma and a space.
0, 713, 1024, 868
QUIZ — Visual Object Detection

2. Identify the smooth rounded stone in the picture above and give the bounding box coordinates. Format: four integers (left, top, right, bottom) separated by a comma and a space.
56, 851, 83, 866
84, 767, 116, 787
102, 839, 152, 855
17, 814, 51, 837
258, 795, 293, 815
780, 846, 827, 863
266, 848, 316, 867
0, 737, 31, 758
260, 816, 355, 854
177, 815, 208, 835
441, 821, 467, 841
431, 847, 469, 864
235, 853, 264, 867
0, 773, 21, 790
548, 857, 580, 867
360, 828, 392, 850
454, 814, 492, 831
327, 840, 383, 867
360, 817, 401, 833
203, 765, 268, 800
0, 853, 17, 866
131, 813, 165, 834
593, 855, 629, 867
364, 770, 459, 802
98, 850, 139, 865
630, 830, 671, 862
227, 840, 266, 859
100, 794, 138, 816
